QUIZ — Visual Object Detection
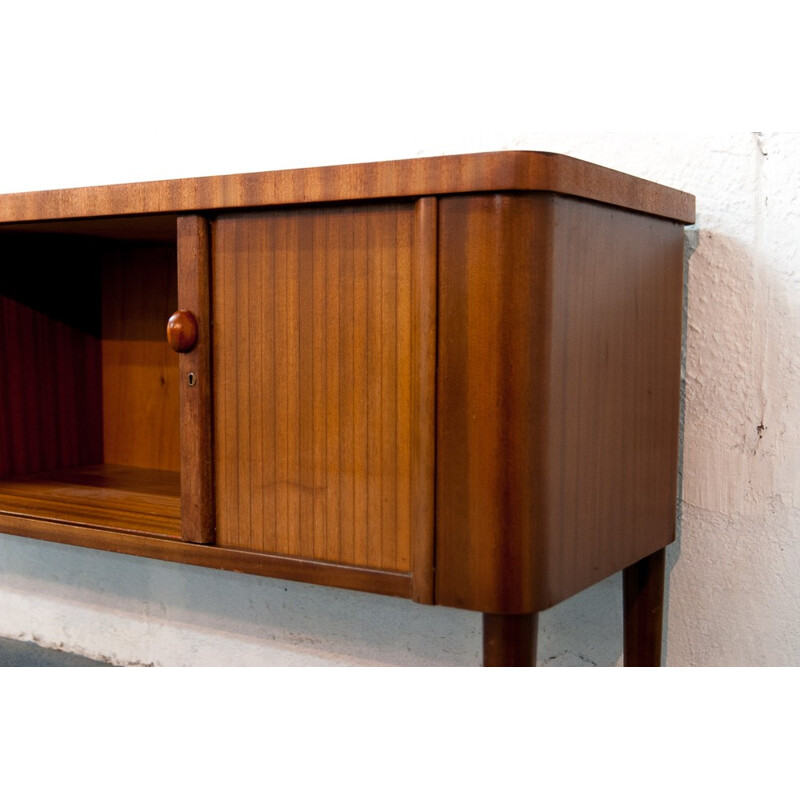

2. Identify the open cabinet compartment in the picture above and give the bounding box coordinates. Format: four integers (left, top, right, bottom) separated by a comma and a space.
0, 215, 182, 538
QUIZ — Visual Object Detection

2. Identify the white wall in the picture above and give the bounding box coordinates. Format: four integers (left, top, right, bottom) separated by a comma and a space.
1, 8, 798, 666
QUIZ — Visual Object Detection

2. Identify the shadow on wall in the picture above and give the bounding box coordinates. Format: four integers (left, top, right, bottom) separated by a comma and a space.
0, 527, 631, 667
662, 226, 700, 656
667, 208, 800, 665
0, 532, 483, 666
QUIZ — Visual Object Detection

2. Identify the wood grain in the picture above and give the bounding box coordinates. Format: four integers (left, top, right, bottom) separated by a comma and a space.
0, 512, 412, 598
623, 546, 666, 666
176, 216, 215, 544
541, 197, 684, 608
483, 613, 538, 667
436, 193, 685, 614
0, 152, 695, 225
212, 201, 433, 577
0, 233, 179, 476
436, 194, 548, 613
410, 197, 437, 604
101, 243, 180, 472
0, 464, 180, 537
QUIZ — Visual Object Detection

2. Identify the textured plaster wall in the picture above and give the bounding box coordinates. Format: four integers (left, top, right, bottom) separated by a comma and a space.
1, 129, 798, 666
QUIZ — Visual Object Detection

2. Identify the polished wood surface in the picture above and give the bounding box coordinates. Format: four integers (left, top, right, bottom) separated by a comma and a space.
212, 201, 433, 579
0, 464, 180, 537
436, 194, 548, 613
176, 216, 215, 544
166, 310, 198, 353
483, 613, 538, 667
623, 547, 666, 666
0, 509, 412, 598
101, 243, 179, 472
542, 200, 684, 607
0, 152, 695, 226
409, 197, 437, 604
436, 194, 685, 614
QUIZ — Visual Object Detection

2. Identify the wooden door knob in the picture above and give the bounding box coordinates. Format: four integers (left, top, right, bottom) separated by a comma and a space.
167, 310, 199, 353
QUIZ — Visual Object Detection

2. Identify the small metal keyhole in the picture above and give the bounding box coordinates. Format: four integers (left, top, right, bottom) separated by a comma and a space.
188, 372, 197, 387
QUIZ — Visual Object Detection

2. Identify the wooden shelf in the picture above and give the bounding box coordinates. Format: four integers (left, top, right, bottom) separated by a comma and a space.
0, 464, 181, 538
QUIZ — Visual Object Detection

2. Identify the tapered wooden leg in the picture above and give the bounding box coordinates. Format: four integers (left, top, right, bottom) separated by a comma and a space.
482, 613, 538, 667
623, 547, 666, 667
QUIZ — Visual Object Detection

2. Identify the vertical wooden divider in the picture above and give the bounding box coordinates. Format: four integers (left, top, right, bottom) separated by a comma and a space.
411, 197, 437, 604
177, 215, 215, 544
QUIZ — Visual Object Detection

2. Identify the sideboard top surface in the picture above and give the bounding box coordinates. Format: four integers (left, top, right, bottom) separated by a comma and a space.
0, 151, 696, 227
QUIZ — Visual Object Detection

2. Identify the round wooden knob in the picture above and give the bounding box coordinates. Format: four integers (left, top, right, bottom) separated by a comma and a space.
167, 310, 199, 353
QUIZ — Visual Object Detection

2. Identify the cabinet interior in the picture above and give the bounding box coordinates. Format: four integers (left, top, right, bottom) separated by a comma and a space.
0, 215, 182, 538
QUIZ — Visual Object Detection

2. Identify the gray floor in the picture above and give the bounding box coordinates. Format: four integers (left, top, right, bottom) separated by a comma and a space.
0, 637, 111, 667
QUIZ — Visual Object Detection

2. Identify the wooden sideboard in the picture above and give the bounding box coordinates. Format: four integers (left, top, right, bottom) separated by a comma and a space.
0, 152, 695, 666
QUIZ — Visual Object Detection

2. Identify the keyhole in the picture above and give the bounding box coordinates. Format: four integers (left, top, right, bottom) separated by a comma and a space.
188, 372, 197, 387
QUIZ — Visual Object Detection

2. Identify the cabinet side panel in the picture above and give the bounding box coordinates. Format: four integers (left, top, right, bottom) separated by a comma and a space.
436, 193, 685, 614
212, 203, 431, 576
538, 197, 684, 607
436, 195, 552, 613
